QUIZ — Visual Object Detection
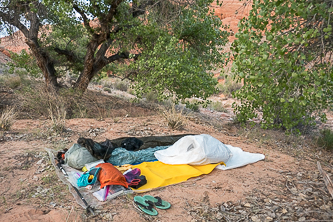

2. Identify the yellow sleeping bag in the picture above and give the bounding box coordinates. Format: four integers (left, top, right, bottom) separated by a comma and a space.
133, 161, 223, 191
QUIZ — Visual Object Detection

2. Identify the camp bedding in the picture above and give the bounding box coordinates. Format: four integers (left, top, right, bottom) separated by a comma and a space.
132, 161, 222, 191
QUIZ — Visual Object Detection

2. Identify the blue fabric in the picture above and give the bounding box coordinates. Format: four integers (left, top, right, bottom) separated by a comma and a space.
107, 146, 169, 166
77, 167, 100, 187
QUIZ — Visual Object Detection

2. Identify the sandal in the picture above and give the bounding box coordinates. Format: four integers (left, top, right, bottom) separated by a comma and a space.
142, 195, 171, 210
133, 196, 158, 216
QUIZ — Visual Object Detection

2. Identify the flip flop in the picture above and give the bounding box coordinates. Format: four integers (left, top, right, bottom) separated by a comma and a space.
133, 196, 158, 216
142, 195, 171, 210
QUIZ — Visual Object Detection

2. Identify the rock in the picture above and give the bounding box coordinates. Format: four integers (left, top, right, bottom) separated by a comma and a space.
244, 203, 251, 207
251, 215, 261, 222
298, 217, 306, 221
216, 212, 223, 220
265, 216, 273, 222
103, 213, 113, 220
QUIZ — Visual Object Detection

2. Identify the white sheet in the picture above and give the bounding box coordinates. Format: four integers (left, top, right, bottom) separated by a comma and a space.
216, 145, 265, 170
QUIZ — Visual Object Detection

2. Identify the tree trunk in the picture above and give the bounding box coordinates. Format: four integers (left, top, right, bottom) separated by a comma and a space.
74, 36, 102, 93
26, 38, 59, 91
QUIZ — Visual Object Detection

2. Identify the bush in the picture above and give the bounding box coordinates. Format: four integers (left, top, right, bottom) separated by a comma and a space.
317, 129, 333, 150
208, 101, 227, 113
216, 79, 242, 98
186, 103, 199, 112
103, 87, 111, 93
144, 91, 159, 103
114, 79, 129, 91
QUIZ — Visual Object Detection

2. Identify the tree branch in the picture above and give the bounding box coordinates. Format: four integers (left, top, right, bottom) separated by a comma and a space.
53, 47, 79, 63
131, 0, 156, 18
73, 4, 94, 34
0, 11, 29, 37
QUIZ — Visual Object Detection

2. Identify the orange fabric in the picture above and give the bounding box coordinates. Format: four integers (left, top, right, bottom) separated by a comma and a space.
96, 163, 128, 189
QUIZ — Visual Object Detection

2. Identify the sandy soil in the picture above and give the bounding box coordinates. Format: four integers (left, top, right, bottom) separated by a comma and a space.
1, 1, 333, 221
1, 107, 333, 222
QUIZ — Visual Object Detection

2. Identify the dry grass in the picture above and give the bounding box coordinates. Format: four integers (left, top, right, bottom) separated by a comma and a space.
0, 106, 17, 131
208, 101, 228, 112
161, 104, 187, 130
0, 75, 21, 89
48, 104, 67, 134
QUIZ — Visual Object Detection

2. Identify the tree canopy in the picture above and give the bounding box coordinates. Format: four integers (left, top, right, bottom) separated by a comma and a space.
232, 0, 333, 132
0, 0, 229, 102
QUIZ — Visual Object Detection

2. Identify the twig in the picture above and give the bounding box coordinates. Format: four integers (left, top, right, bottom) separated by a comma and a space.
66, 206, 74, 222
4, 207, 13, 213
317, 161, 333, 199
267, 167, 290, 173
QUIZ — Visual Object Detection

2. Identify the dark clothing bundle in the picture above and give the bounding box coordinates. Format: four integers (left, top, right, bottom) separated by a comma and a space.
77, 135, 193, 161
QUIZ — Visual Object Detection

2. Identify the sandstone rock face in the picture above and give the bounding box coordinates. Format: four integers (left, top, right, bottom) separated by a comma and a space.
212, 0, 251, 42
0, 30, 27, 53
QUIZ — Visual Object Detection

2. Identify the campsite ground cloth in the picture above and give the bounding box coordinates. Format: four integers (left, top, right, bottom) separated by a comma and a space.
132, 161, 222, 191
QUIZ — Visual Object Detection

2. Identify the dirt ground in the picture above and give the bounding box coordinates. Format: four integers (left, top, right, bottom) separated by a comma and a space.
1, 1, 333, 220
1, 93, 333, 222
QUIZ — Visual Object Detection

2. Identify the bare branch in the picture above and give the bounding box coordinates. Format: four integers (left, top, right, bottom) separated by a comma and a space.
54, 47, 79, 63
73, 4, 94, 34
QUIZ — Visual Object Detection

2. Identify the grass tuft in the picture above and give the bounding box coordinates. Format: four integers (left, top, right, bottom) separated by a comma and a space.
162, 104, 187, 130
0, 106, 17, 131
208, 101, 228, 112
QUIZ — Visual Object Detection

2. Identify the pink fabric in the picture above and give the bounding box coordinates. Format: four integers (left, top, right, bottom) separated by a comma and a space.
124, 168, 141, 183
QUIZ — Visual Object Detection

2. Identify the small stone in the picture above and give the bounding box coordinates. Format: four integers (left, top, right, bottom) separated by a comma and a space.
265, 216, 273, 222
282, 208, 288, 214
104, 213, 113, 220
298, 217, 306, 221
244, 203, 251, 207
251, 215, 261, 222
216, 212, 223, 220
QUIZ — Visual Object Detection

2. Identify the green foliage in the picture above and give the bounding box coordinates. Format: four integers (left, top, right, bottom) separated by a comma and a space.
2, 0, 229, 101
232, 0, 333, 132
130, 2, 228, 102
8, 50, 41, 78
187, 103, 200, 112
216, 79, 242, 98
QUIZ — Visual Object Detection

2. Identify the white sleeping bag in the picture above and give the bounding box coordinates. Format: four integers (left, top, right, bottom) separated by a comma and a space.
154, 134, 232, 165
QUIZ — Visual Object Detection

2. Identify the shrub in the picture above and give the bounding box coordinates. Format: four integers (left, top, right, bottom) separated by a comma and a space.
144, 91, 158, 103
0, 106, 17, 131
186, 103, 199, 112
208, 101, 227, 113
216, 79, 242, 98
103, 87, 111, 93
317, 129, 333, 150
114, 79, 129, 91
